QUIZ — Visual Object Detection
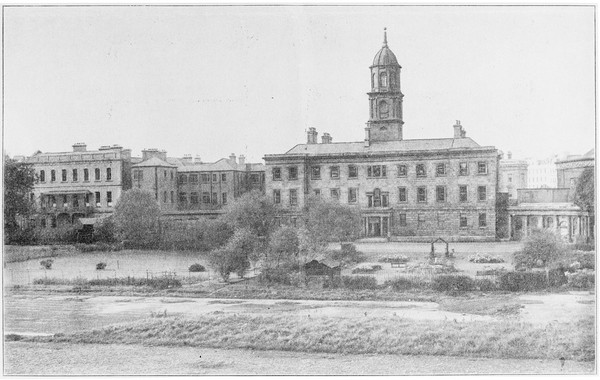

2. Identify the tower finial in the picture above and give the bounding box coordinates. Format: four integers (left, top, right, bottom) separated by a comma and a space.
383, 27, 388, 47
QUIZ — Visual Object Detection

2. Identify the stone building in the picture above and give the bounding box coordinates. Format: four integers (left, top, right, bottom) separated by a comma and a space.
26, 143, 132, 227
526, 155, 559, 188
498, 152, 528, 203
131, 149, 178, 212
264, 30, 499, 242
556, 149, 594, 189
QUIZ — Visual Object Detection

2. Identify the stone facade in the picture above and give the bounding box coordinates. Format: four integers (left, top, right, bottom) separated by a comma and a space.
556, 149, 594, 189
264, 32, 499, 242
498, 152, 528, 203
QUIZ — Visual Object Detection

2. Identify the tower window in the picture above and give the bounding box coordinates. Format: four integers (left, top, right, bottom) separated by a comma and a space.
379, 72, 388, 87
390, 71, 396, 87
379, 101, 389, 119
372, 73, 376, 88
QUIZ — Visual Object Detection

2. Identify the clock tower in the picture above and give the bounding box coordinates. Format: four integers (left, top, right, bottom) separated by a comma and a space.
366, 28, 404, 143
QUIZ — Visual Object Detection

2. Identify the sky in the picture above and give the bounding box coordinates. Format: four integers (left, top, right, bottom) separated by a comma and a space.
3, 5, 595, 163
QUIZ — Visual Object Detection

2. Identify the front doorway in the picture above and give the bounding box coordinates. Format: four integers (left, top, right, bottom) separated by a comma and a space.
366, 216, 389, 237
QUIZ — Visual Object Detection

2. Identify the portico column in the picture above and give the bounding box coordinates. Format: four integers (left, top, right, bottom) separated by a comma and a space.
537, 215, 543, 230
507, 215, 512, 240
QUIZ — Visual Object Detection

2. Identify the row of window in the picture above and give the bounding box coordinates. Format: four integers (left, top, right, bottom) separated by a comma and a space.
395, 213, 488, 228
42, 192, 113, 208
271, 162, 488, 181
179, 173, 227, 184
179, 192, 228, 205
133, 169, 175, 182
39, 168, 112, 183
273, 185, 488, 206
371, 70, 398, 89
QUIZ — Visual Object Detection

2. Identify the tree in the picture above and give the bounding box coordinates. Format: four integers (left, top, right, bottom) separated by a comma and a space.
209, 228, 256, 281
304, 197, 361, 246
113, 189, 161, 248
574, 167, 594, 213
222, 190, 276, 238
513, 229, 567, 270
267, 226, 300, 268
4, 158, 37, 243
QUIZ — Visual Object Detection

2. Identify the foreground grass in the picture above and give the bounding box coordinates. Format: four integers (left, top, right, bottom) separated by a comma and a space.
31, 313, 594, 362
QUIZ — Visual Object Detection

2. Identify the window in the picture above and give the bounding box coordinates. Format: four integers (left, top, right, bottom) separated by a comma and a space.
314, 189, 321, 197
189, 174, 198, 183
417, 187, 427, 203
478, 186, 487, 201
61, 195, 67, 208
459, 162, 469, 176
478, 162, 488, 175
417, 214, 425, 228
508, 176, 512, 183
95, 192, 101, 207
398, 187, 407, 202
399, 213, 407, 227
348, 165, 358, 179
330, 188, 340, 200
311, 166, 321, 180
107, 191, 112, 207
348, 188, 357, 203
212, 174, 218, 182
179, 175, 188, 184
164, 170, 167, 179
436, 186, 446, 202
61, 169, 67, 182
212, 192, 217, 204
460, 214, 468, 228
273, 189, 281, 204
51, 170, 56, 182
382, 194, 389, 207
416, 164, 426, 177
84, 168, 89, 181
201, 173, 209, 183
221, 173, 227, 182
288, 166, 298, 180
84, 194, 90, 207
133, 170, 143, 181
330, 166, 340, 179
163, 191, 167, 203
40, 170, 45, 182
436, 163, 446, 176
367, 188, 388, 208
72, 169, 78, 182
179, 193, 187, 204
73, 195, 79, 208
459, 185, 468, 202
95, 168, 100, 181
41, 218, 47, 228
379, 100, 389, 119
106, 168, 112, 181
50, 195, 56, 208
170, 191, 174, 203
171, 171, 174, 181
272, 167, 282, 181
251, 174, 260, 184
190, 192, 199, 204
51, 216, 57, 228
379, 71, 388, 87
222, 193, 228, 205
367, 165, 386, 178
479, 213, 487, 228
290, 217, 298, 227
397, 164, 407, 177
202, 192, 211, 204
289, 189, 298, 206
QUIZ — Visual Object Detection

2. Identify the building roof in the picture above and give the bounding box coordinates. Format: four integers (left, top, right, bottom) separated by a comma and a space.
178, 158, 265, 173
131, 156, 176, 168
278, 137, 485, 157
372, 29, 399, 67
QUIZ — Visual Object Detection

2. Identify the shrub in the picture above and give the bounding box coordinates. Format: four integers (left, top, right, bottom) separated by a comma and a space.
351, 265, 382, 274
566, 269, 595, 289
188, 263, 206, 273
548, 267, 567, 287
341, 275, 379, 290
33, 226, 79, 245
7, 226, 36, 245
113, 189, 161, 249
468, 254, 505, 264
322, 276, 342, 289
378, 255, 409, 264
330, 244, 365, 265
498, 271, 548, 292
94, 217, 116, 243
474, 278, 497, 292
39, 259, 54, 270
289, 272, 308, 288
96, 262, 107, 270
431, 275, 475, 292
513, 230, 567, 270
257, 267, 291, 285
385, 277, 426, 291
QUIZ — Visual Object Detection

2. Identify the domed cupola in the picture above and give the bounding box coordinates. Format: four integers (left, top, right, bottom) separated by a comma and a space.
366, 28, 404, 143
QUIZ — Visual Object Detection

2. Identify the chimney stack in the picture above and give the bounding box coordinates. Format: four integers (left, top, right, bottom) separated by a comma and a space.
229, 153, 237, 164
307, 127, 318, 144
182, 154, 193, 164
453, 120, 466, 139
142, 148, 167, 161
194, 155, 202, 164
72, 143, 87, 152
239, 154, 246, 165
321, 133, 332, 144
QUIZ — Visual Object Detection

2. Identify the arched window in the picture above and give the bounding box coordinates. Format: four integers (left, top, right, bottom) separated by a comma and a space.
379, 100, 389, 119
372, 73, 376, 88
390, 71, 396, 87
379, 72, 388, 87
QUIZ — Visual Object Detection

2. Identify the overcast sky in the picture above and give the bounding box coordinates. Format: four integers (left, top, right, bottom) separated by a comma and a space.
3, 5, 595, 163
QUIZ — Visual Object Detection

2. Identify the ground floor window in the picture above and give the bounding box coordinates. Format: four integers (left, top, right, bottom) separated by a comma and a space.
479, 213, 487, 228
460, 214, 468, 228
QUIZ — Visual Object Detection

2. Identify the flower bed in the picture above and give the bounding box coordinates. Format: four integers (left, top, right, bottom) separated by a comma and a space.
378, 255, 409, 264
468, 254, 505, 264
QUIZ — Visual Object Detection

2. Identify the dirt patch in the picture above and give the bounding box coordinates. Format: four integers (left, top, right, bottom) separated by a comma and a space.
207, 300, 244, 304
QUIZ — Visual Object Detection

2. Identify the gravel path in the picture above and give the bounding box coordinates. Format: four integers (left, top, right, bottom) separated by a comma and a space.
4, 342, 594, 375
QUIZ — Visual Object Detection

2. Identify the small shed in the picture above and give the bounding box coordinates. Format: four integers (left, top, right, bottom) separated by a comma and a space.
304, 259, 342, 277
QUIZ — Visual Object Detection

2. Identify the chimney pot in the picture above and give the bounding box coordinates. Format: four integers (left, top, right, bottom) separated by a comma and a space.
229, 153, 237, 164
307, 127, 318, 144
72, 143, 87, 152
239, 154, 246, 165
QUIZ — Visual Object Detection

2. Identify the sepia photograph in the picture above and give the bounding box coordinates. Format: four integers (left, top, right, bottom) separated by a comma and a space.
2, 4, 596, 375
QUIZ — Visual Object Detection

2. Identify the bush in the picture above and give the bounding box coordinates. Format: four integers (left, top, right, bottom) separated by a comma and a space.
7, 226, 36, 245
113, 189, 161, 249
257, 267, 291, 285
93, 217, 116, 243
513, 230, 567, 270
498, 271, 548, 292
33, 226, 79, 245
351, 265, 382, 274
385, 277, 426, 291
468, 254, 505, 264
341, 275, 379, 290
566, 269, 595, 289
86, 276, 182, 289
39, 259, 53, 270
378, 255, 409, 264
96, 262, 107, 270
431, 275, 475, 292
474, 278, 497, 292
548, 267, 567, 287
289, 272, 308, 288
330, 244, 365, 265
188, 263, 206, 273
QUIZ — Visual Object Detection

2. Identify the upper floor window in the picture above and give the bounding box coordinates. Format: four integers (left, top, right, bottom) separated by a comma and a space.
398, 187, 407, 202
397, 164, 407, 177
61, 169, 67, 182
164, 170, 167, 179
222, 193, 228, 205
367, 188, 388, 208
348, 165, 358, 179
289, 189, 298, 206
390, 70, 396, 87
460, 214, 468, 228
107, 191, 113, 207
459, 162, 469, 176
163, 191, 167, 203
436, 163, 446, 176
190, 192, 199, 204
221, 173, 227, 182
459, 185, 468, 202
330, 188, 340, 200
272, 167, 281, 181
478, 186, 487, 201
179, 174, 188, 184
330, 166, 340, 179
416, 164, 426, 177
201, 173, 209, 183
251, 174, 260, 184
202, 192, 211, 204
273, 189, 281, 204
95, 168, 101, 181
288, 166, 298, 180
379, 72, 388, 87
212, 173, 218, 182
133, 170, 143, 181
72, 169, 78, 182
311, 166, 321, 180
313, 189, 321, 197
189, 174, 199, 183
372, 73, 376, 88
479, 213, 487, 228
436, 186, 446, 202
179, 192, 187, 204
379, 101, 389, 119
478, 162, 488, 175
84, 168, 89, 182
367, 165, 386, 178
417, 187, 427, 203
106, 168, 112, 181
40, 170, 45, 182
348, 188, 357, 203
51, 170, 56, 182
